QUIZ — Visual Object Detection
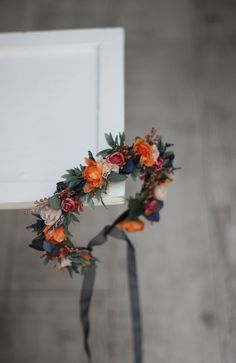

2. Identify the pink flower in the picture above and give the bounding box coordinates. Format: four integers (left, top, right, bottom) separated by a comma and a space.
61, 197, 78, 213
106, 151, 125, 167
144, 200, 157, 216
154, 157, 164, 171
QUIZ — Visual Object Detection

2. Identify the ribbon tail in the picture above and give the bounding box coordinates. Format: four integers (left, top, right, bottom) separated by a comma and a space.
126, 238, 143, 363
80, 224, 143, 363
80, 266, 96, 362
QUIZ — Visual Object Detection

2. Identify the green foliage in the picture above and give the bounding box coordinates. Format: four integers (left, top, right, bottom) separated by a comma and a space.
48, 195, 61, 209
61, 167, 83, 183
105, 132, 117, 148
119, 132, 125, 146
128, 195, 145, 220
96, 148, 113, 157
130, 167, 140, 181
26, 217, 44, 234
108, 171, 128, 182
88, 150, 95, 161
104, 131, 125, 149
70, 213, 80, 223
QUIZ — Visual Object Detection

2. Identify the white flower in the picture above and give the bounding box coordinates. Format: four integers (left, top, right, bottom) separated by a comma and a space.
59, 257, 72, 269
40, 207, 62, 226
154, 184, 167, 201
152, 144, 160, 161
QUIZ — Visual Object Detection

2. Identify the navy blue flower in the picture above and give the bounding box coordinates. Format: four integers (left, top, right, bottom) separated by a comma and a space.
72, 179, 86, 193
43, 241, 60, 256
121, 159, 135, 174
145, 210, 160, 222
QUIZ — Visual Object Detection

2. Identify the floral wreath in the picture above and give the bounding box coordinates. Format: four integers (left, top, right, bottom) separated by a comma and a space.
27, 128, 176, 276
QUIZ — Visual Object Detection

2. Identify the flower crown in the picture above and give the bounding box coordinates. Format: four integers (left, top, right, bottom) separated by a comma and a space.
27, 128, 176, 275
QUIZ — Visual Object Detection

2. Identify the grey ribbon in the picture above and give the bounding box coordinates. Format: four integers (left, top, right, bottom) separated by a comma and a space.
80, 217, 143, 363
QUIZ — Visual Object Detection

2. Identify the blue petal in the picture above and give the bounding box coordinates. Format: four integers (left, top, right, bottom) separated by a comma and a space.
145, 210, 160, 222
121, 159, 135, 174
43, 241, 59, 256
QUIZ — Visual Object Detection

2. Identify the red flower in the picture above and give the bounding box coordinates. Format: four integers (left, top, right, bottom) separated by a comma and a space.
61, 197, 79, 213
106, 151, 125, 166
144, 200, 157, 216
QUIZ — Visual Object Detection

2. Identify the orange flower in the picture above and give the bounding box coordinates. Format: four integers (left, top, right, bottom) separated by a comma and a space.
81, 253, 91, 261
43, 225, 67, 244
133, 138, 154, 167
117, 219, 145, 233
83, 158, 103, 192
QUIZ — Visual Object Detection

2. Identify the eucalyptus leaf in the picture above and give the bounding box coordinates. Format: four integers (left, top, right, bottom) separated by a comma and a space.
48, 195, 61, 210
108, 171, 128, 182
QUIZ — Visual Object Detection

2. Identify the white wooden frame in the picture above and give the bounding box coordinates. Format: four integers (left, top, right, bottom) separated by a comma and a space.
0, 28, 125, 209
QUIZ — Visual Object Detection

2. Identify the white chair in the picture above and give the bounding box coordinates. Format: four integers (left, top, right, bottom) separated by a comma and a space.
0, 28, 125, 209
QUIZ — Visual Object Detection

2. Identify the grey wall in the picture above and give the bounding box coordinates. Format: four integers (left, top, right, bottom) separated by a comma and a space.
0, 1, 236, 362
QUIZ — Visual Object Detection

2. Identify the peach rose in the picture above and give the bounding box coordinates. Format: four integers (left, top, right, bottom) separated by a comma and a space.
83, 158, 103, 192
43, 225, 67, 244
117, 219, 145, 233
133, 138, 155, 167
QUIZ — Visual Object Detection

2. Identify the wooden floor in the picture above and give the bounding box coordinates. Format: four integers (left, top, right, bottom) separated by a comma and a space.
0, 0, 236, 362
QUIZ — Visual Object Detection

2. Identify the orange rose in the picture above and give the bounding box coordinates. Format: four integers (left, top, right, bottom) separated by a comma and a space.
133, 138, 154, 167
117, 219, 145, 233
83, 158, 103, 192
43, 225, 67, 244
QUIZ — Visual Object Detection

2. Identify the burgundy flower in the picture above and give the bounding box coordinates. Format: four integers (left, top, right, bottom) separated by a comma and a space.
61, 197, 78, 213
154, 157, 164, 171
106, 151, 125, 166
144, 200, 157, 216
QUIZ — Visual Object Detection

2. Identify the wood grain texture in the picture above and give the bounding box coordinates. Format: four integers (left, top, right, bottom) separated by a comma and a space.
0, 0, 236, 362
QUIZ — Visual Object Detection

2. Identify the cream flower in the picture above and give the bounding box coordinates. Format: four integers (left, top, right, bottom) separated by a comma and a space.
96, 156, 119, 178
40, 207, 62, 226
152, 144, 160, 160
59, 257, 72, 269
154, 184, 167, 201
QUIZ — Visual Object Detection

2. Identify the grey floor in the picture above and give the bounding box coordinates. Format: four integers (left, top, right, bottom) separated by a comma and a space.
0, 0, 236, 362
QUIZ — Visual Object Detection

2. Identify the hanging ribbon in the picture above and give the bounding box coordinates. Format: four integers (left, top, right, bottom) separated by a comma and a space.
80, 211, 143, 363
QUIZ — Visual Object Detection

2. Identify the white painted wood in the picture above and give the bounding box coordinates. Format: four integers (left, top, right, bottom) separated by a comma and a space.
0, 28, 125, 209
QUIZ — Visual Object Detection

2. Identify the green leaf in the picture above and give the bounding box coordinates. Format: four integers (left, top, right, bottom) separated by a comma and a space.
48, 195, 61, 209
96, 148, 113, 157
105, 133, 116, 148
88, 198, 95, 209
119, 132, 125, 146
164, 151, 175, 160
26, 219, 45, 234
128, 195, 144, 218
88, 150, 95, 161
108, 171, 128, 182
130, 168, 140, 181
70, 213, 80, 223
100, 194, 107, 209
